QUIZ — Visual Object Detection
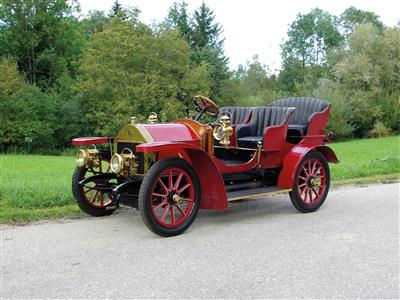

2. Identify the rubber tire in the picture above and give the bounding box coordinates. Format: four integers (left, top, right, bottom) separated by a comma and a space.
139, 158, 201, 237
289, 150, 330, 213
72, 166, 116, 217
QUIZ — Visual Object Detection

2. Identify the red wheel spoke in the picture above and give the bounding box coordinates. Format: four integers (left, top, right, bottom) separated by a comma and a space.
168, 170, 173, 189
309, 189, 314, 203
302, 167, 309, 176
180, 197, 194, 203
153, 199, 168, 211
170, 206, 175, 224
299, 176, 307, 181
298, 182, 307, 188
176, 204, 186, 217
100, 192, 104, 206
84, 188, 91, 194
311, 161, 317, 175
90, 190, 99, 203
158, 178, 169, 193
173, 173, 184, 190
161, 204, 170, 222
152, 192, 167, 198
311, 187, 319, 198
177, 183, 191, 194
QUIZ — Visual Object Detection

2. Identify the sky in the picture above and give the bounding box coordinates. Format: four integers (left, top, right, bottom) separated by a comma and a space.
78, 0, 400, 72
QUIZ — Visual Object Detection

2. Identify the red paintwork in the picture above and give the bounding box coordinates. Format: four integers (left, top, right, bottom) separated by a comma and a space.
307, 106, 331, 136
136, 141, 227, 209
296, 158, 327, 206
72, 137, 110, 146
136, 141, 201, 153
213, 154, 258, 174
277, 144, 338, 189
150, 167, 196, 228
142, 124, 199, 142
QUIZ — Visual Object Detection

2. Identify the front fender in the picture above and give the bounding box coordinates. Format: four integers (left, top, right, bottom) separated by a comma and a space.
136, 142, 227, 210
278, 145, 339, 189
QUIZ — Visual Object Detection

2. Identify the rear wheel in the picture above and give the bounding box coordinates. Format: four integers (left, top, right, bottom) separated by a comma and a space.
289, 151, 330, 213
72, 159, 117, 216
139, 158, 200, 237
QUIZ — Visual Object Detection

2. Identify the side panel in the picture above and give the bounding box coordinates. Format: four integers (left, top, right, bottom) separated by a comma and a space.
277, 145, 339, 189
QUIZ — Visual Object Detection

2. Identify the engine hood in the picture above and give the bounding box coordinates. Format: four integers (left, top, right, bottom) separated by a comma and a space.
114, 123, 199, 145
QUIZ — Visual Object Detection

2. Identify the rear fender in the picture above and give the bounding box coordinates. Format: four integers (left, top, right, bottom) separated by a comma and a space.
278, 145, 339, 189
136, 142, 227, 210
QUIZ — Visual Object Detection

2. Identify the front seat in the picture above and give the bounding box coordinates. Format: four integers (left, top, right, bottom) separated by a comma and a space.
236, 107, 295, 148
267, 97, 330, 136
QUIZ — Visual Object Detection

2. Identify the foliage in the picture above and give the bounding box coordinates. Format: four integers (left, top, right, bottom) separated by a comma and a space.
75, 16, 210, 136
0, 3, 399, 152
369, 122, 391, 138
0, 0, 85, 89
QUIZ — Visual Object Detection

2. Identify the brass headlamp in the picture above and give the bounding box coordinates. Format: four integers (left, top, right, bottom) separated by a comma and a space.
148, 112, 158, 124
213, 114, 233, 148
110, 148, 138, 177
76, 146, 99, 168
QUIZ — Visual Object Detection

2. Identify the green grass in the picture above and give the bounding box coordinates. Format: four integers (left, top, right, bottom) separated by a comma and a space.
0, 136, 399, 223
330, 135, 400, 180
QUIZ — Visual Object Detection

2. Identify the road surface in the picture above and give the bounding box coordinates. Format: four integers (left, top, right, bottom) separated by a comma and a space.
1, 183, 399, 299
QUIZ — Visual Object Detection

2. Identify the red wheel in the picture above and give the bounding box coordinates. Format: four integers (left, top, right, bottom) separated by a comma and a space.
139, 158, 200, 236
290, 151, 330, 213
72, 159, 117, 216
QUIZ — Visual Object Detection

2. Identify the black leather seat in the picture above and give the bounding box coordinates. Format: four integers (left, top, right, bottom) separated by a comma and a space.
236, 107, 295, 148
218, 107, 252, 125
267, 97, 329, 135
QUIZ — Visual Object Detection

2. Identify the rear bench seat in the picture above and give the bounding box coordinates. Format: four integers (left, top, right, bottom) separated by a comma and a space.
267, 97, 330, 136
236, 107, 295, 148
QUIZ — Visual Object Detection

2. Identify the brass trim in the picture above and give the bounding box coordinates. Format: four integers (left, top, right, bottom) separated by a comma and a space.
135, 124, 155, 143
214, 145, 262, 152
228, 189, 292, 201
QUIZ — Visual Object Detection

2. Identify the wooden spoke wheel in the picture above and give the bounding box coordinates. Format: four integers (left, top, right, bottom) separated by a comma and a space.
72, 159, 117, 216
290, 151, 330, 213
139, 158, 200, 237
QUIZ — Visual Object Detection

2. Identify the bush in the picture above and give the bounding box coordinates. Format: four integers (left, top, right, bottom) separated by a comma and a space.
369, 121, 391, 138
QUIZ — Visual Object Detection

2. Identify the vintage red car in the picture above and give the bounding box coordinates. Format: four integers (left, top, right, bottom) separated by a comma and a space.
71, 96, 339, 236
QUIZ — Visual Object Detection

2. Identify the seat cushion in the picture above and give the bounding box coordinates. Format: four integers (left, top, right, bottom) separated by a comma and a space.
288, 124, 307, 136
237, 136, 263, 148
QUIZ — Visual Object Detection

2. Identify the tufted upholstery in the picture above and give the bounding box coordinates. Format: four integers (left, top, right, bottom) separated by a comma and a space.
236, 107, 295, 148
218, 107, 253, 125
267, 97, 330, 135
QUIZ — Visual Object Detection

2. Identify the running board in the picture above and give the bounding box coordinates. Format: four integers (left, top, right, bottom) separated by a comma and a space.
227, 186, 291, 201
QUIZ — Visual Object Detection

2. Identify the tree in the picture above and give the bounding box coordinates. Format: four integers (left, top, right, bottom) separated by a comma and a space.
0, 0, 84, 89
75, 16, 210, 136
108, 0, 123, 18
339, 7, 385, 36
279, 8, 343, 93
166, 2, 229, 99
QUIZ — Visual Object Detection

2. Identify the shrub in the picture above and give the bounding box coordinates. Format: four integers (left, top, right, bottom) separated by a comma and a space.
368, 121, 391, 138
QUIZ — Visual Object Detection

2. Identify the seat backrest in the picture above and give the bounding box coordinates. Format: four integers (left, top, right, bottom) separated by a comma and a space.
219, 107, 252, 125
267, 97, 329, 125
248, 107, 295, 136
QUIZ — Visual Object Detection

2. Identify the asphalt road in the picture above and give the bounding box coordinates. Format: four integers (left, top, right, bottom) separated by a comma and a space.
1, 183, 399, 299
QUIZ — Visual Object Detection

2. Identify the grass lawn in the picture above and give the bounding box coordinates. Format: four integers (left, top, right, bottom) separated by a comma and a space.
1, 135, 399, 223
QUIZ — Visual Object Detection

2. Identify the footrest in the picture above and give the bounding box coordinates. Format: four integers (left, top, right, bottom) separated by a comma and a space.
227, 186, 291, 201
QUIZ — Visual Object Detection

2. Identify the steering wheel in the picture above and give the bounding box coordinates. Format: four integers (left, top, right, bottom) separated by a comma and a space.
193, 95, 219, 116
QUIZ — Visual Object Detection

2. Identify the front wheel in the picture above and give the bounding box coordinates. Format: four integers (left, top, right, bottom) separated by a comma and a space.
139, 158, 201, 237
289, 151, 330, 213
72, 160, 117, 217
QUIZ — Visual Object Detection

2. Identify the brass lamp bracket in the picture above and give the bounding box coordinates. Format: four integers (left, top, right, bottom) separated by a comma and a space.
213, 114, 233, 148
